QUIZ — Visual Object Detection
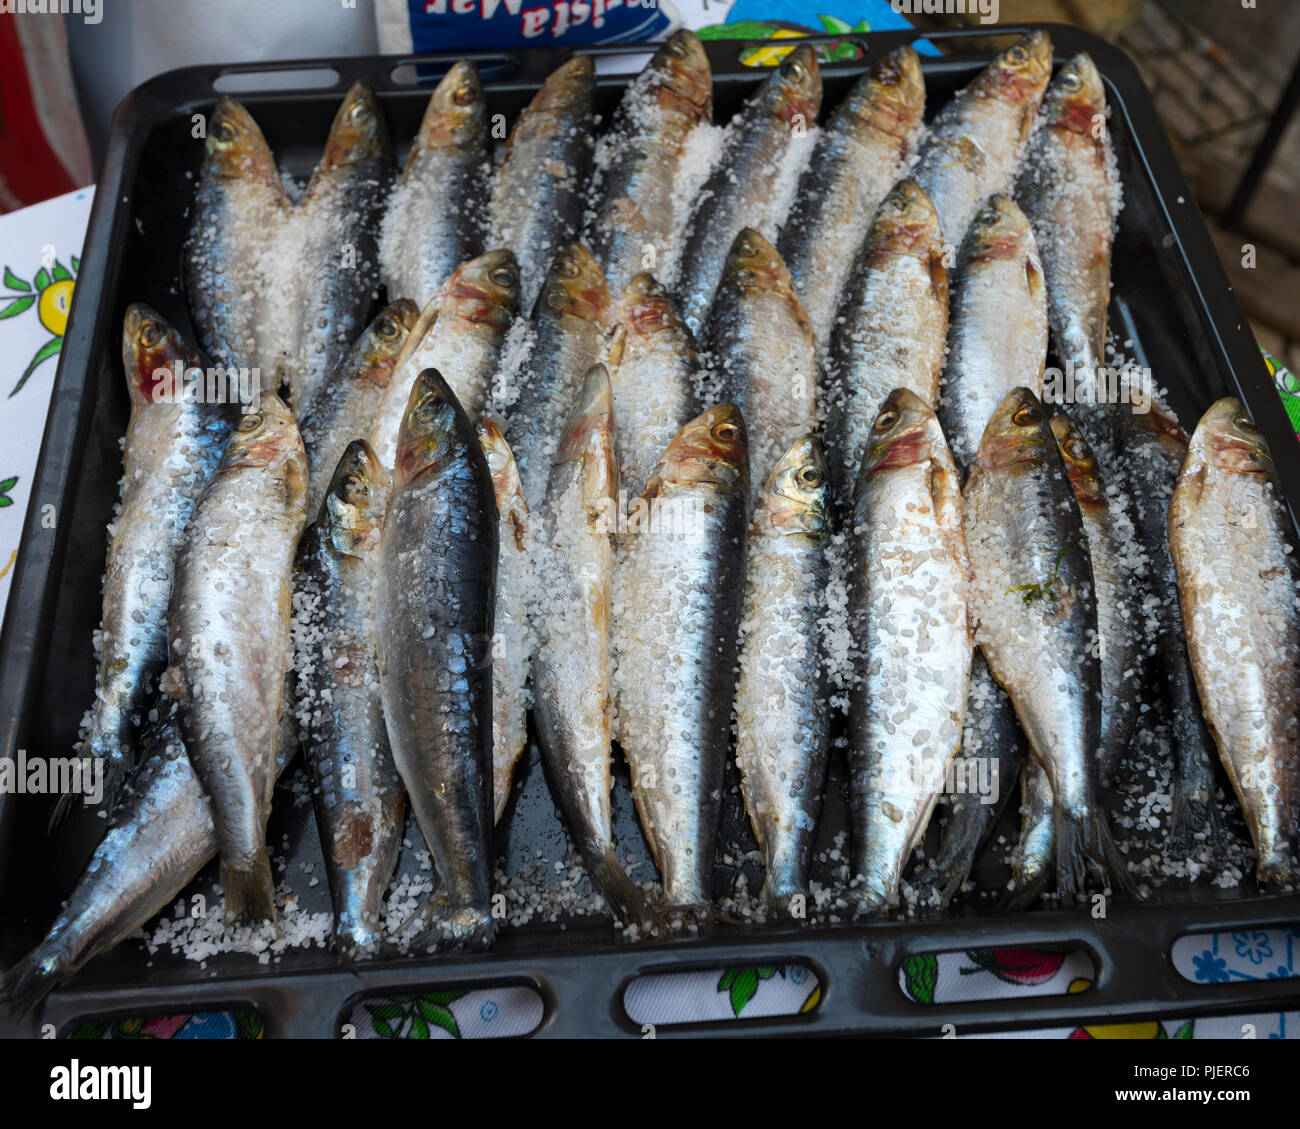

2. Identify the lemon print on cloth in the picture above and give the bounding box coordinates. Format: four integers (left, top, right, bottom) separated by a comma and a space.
1, 256, 78, 396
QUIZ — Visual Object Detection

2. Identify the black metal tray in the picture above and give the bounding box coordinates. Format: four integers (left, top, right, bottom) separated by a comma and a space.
2, 22, 1298, 1039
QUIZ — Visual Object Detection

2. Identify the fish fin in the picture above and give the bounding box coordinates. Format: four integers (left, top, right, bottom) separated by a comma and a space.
661, 902, 721, 931
1257, 854, 1300, 893
1170, 788, 1220, 855
406, 898, 497, 953
221, 851, 278, 926
586, 848, 667, 938
47, 741, 129, 833
1054, 811, 1135, 903
332, 914, 385, 963
1003, 852, 1054, 911
0, 948, 63, 1014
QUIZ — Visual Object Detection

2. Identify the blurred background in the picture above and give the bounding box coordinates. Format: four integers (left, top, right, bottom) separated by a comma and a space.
1, 0, 1297, 377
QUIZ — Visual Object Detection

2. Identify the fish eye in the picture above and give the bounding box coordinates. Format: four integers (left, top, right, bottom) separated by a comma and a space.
1234, 415, 1255, 431
238, 412, 263, 432
978, 203, 1000, 226
1007, 45, 1028, 63
713, 422, 740, 443
665, 38, 686, 58
1012, 402, 1041, 426
874, 409, 899, 430
139, 321, 165, 348
377, 315, 400, 339
1066, 438, 1089, 461
348, 100, 368, 121
798, 465, 823, 488
783, 60, 806, 81
489, 265, 517, 287
1061, 69, 1083, 92
212, 120, 236, 143
452, 79, 477, 107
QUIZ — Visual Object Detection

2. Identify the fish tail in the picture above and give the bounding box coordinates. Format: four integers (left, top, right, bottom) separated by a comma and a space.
408, 901, 497, 953
0, 944, 66, 1014
220, 850, 278, 925
759, 872, 808, 919
1256, 852, 1300, 892
1055, 810, 1134, 902
587, 847, 667, 938
333, 912, 385, 963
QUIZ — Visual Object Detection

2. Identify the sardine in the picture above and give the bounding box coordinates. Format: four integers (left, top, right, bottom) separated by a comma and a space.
76, 305, 237, 812
963, 386, 1127, 900
706, 227, 818, 496
285, 81, 391, 413
488, 56, 596, 313
606, 272, 699, 498
1116, 399, 1219, 843
376, 369, 497, 947
1017, 53, 1114, 398
825, 179, 948, 492
476, 412, 534, 823
848, 389, 971, 912
613, 404, 749, 910
292, 441, 404, 958
586, 30, 713, 300
777, 46, 926, 353
938, 194, 1047, 476
503, 242, 609, 507
184, 97, 289, 382
380, 61, 487, 310
371, 249, 518, 469
166, 393, 308, 923
299, 299, 418, 517
1, 703, 298, 1012
1169, 399, 1300, 888
675, 44, 821, 333
734, 434, 832, 913
1051, 409, 1143, 785
533, 366, 663, 932
912, 30, 1052, 251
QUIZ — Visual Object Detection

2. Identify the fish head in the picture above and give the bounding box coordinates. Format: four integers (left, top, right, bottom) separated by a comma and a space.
722, 227, 790, 294
203, 97, 280, 185
354, 299, 419, 388
764, 43, 822, 126
1044, 53, 1107, 140
122, 303, 205, 406
760, 433, 830, 537
537, 242, 610, 325
844, 45, 925, 139
554, 364, 617, 504
610, 272, 690, 359
979, 30, 1053, 107
964, 194, 1043, 293
859, 388, 945, 477
975, 386, 1052, 471
442, 249, 519, 329
531, 54, 596, 111
651, 29, 713, 121
1049, 410, 1104, 505
394, 368, 467, 485
1123, 396, 1189, 457
476, 411, 527, 535
320, 81, 388, 170
321, 439, 391, 556
220, 393, 307, 511
412, 60, 485, 152
648, 403, 748, 497
1192, 398, 1274, 476
867, 179, 947, 299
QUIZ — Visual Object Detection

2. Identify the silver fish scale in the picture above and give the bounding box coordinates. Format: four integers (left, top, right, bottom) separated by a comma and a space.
734, 524, 829, 905
613, 482, 746, 906
850, 459, 970, 907
1171, 460, 1300, 879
